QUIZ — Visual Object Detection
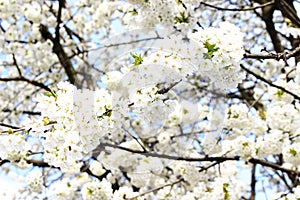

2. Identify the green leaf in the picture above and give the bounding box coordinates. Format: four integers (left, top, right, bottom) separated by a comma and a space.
103, 106, 112, 117
203, 40, 219, 59
43, 116, 50, 126
130, 52, 143, 66
97, 106, 112, 120
183, 108, 188, 114
276, 89, 284, 97
224, 65, 231, 70
87, 187, 93, 195
24, 130, 29, 135
242, 142, 249, 147
232, 114, 239, 119
129, 8, 138, 16
290, 148, 297, 156
206, 187, 212, 192
174, 12, 190, 24
45, 88, 58, 100
223, 183, 230, 200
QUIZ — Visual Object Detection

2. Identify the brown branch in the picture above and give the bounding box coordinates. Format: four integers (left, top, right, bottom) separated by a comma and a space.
12, 54, 22, 76
4, 40, 37, 44
289, 36, 300, 63
0, 122, 21, 130
63, 25, 84, 42
237, 84, 264, 112
99, 143, 300, 178
274, 169, 294, 192
99, 142, 239, 162
261, 0, 284, 53
249, 158, 300, 176
127, 178, 184, 200
2, 53, 50, 101
275, 0, 300, 28
27, 159, 52, 168
250, 164, 257, 200
244, 46, 300, 60
157, 79, 182, 94
0, 158, 52, 168
244, 53, 277, 59
55, 0, 64, 42
275, 0, 300, 63
240, 64, 300, 100
90, 35, 163, 52
0, 159, 9, 166
197, 1, 275, 11
39, 24, 80, 87
2, 108, 41, 115
0, 22, 6, 33
199, 160, 227, 173
0, 77, 51, 92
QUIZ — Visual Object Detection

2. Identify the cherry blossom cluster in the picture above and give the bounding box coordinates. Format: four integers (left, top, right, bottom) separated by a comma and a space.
125, 0, 197, 33
24, 82, 114, 172
0, 132, 32, 168
128, 22, 246, 92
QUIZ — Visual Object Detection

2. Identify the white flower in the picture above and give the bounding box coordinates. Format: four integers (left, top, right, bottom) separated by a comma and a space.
266, 101, 300, 133
90, 160, 106, 176
157, 131, 171, 144
22, 3, 41, 23
81, 179, 113, 200
48, 179, 77, 200
181, 100, 208, 123
30, 81, 114, 172
102, 71, 124, 90
26, 170, 43, 193
0, 133, 31, 165
255, 130, 288, 158
136, 156, 164, 174
286, 27, 300, 38
283, 142, 300, 166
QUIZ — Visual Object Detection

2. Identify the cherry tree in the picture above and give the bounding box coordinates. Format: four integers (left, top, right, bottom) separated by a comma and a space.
0, 0, 300, 199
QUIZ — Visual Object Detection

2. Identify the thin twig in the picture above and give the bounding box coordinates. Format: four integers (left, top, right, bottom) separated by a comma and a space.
0, 77, 51, 92
100, 142, 239, 162
127, 178, 183, 200
244, 46, 300, 60
197, 1, 274, 12
250, 163, 256, 200
240, 64, 300, 100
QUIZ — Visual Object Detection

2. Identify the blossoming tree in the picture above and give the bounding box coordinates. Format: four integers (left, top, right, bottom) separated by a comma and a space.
0, 0, 300, 199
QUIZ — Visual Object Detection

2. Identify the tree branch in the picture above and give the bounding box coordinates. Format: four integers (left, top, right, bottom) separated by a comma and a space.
244, 46, 300, 60
98, 143, 300, 178
197, 1, 275, 11
99, 142, 239, 162
39, 24, 80, 87
250, 164, 257, 200
260, 0, 284, 52
275, 0, 300, 28
2, 108, 41, 116
0, 158, 51, 168
157, 79, 182, 94
0, 77, 52, 92
0, 122, 22, 130
127, 178, 184, 200
55, 0, 64, 42
240, 64, 300, 100
249, 158, 300, 177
